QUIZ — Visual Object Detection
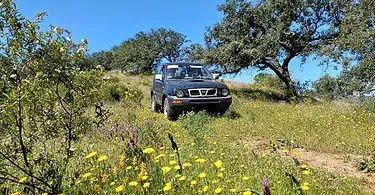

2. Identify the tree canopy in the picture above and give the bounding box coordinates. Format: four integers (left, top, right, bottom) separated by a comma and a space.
204, 0, 348, 99
113, 28, 188, 74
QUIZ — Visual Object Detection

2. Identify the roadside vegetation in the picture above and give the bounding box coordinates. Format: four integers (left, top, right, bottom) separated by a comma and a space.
1, 0, 375, 194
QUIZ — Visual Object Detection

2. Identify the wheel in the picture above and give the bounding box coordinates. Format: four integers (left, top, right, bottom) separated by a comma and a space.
163, 97, 177, 120
151, 94, 161, 112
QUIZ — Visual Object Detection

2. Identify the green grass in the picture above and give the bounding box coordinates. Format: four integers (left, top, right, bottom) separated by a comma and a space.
4, 73, 374, 194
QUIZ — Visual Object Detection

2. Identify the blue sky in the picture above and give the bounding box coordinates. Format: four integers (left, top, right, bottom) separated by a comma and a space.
18, 0, 339, 83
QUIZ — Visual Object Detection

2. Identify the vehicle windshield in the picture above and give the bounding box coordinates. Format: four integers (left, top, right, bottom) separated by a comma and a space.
165, 64, 212, 80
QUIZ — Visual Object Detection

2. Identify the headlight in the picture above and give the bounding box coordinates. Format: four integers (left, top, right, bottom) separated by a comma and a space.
176, 90, 184, 98
222, 88, 229, 96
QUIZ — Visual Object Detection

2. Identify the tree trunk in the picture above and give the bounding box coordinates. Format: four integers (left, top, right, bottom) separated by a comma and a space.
266, 63, 299, 101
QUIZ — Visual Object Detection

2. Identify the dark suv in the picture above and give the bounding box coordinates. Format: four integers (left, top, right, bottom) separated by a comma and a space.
151, 63, 232, 120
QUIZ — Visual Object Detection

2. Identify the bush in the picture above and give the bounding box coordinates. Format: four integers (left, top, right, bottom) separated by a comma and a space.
103, 82, 143, 104
179, 111, 211, 145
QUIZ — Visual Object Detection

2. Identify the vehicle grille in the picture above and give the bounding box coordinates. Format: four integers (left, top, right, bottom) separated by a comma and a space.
189, 99, 220, 104
188, 88, 217, 97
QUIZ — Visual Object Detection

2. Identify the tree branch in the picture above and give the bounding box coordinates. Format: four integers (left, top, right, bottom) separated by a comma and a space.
0, 176, 46, 192
0, 151, 52, 189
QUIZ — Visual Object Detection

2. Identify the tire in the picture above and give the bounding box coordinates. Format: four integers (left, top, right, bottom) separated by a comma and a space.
163, 97, 177, 121
151, 94, 161, 112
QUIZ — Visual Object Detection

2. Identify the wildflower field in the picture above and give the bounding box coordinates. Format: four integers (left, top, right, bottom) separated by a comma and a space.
4, 73, 375, 195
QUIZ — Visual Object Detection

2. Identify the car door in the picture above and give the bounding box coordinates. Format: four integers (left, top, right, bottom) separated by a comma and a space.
153, 65, 164, 104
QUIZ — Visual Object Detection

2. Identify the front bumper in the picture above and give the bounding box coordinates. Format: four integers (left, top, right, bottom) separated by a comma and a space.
167, 95, 232, 112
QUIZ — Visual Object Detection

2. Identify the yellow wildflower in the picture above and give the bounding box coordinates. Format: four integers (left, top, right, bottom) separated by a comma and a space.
300, 164, 307, 169
199, 172, 207, 178
126, 166, 132, 170
229, 188, 237, 192
110, 182, 115, 186
190, 180, 197, 187
18, 177, 27, 183
244, 144, 249, 148
115, 185, 124, 192
143, 147, 155, 154
302, 170, 311, 176
211, 180, 218, 184
243, 191, 251, 195
214, 160, 223, 169
129, 181, 138, 187
195, 158, 206, 163
143, 182, 150, 188
97, 155, 108, 162
203, 185, 209, 192
169, 160, 177, 165
82, 172, 92, 179
174, 165, 181, 170
163, 183, 172, 191
10, 192, 21, 195
42, 193, 48, 195
214, 188, 223, 194
112, 166, 118, 175
85, 152, 97, 159
175, 174, 181, 178
209, 150, 216, 154
161, 166, 171, 174
154, 154, 166, 160
182, 162, 192, 169
217, 172, 223, 178
301, 185, 309, 191
178, 176, 186, 181
220, 167, 225, 172
242, 176, 250, 181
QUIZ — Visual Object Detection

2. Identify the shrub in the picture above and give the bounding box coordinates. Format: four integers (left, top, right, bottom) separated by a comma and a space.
359, 159, 375, 173
103, 82, 143, 104
0, 1, 105, 193
179, 111, 210, 145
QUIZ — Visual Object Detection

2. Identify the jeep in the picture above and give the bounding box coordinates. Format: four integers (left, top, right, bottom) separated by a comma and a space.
151, 63, 232, 120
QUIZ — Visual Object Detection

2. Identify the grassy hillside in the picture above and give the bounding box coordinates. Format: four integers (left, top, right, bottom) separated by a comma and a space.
5, 73, 375, 194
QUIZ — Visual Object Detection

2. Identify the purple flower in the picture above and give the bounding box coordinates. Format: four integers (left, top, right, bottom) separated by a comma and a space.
263, 178, 271, 195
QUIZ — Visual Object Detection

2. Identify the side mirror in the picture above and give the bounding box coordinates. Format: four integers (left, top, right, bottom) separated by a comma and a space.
212, 73, 220, 80
155, 74, 163, 81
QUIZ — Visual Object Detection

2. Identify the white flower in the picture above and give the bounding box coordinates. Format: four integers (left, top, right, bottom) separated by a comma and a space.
65, 36, 71, 42
77, 48, 85, 53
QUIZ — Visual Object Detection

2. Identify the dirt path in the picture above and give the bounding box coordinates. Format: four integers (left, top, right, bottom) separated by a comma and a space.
240, 136, 375, 192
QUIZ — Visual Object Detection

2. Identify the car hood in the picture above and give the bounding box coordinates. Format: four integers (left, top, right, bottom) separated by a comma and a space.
165, 79, 228, 90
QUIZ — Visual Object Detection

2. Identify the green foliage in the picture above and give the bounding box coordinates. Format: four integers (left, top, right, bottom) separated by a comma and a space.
113, 28, 188, 74
179, 111, 210, 145
222, 108, 241, 119
178, 43, 205, 63
90, 50, 116, 71
0, 1, 104, 193
102, 82, 144, 104
313, 75, 339, 100
204, 0, 347, 98
252, 73, 285, 91
359, 159, 375, 173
